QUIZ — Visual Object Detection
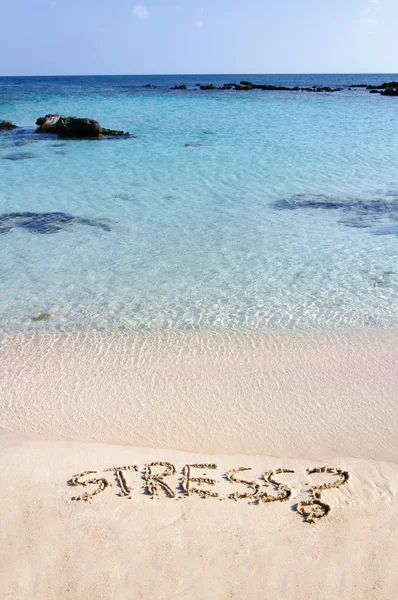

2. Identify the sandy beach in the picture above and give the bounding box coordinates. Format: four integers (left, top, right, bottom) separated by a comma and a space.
0, 330, 397, 599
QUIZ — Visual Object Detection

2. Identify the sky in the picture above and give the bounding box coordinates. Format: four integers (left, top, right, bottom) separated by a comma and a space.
0, 0, 397, 75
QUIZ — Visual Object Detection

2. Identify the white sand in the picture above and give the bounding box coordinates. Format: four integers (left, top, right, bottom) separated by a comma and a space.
0, 331, 397, 599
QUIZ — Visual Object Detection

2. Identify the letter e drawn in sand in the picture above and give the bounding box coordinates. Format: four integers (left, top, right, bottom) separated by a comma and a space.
145, 462, 177, 498
226, 467, 260, 502
296, 466, 350, 523
260, 469, 295, 504
68, 471, 112, 502
105, 465, 138, 498
182, 464, 219, 498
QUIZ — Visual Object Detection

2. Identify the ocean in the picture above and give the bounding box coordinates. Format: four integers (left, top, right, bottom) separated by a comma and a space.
1, 73, 397, 333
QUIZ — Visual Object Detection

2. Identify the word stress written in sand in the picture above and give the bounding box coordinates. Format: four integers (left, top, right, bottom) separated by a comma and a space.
68, 463, 350, 523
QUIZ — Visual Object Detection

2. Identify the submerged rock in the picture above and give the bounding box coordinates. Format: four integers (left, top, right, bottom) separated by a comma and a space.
35, 114, 130, 138
274, 193, 398, 214
0, 212, 111, 235
0, 120, 17, 130
32, 313, 52, 322
2, 152, 35, 161
273, 193, 398, 235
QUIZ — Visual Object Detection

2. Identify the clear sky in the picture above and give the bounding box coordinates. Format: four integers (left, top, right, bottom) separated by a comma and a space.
1, 0, 396, 75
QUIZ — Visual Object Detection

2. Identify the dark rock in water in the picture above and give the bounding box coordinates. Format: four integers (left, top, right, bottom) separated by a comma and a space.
0, 212, 111, 235
50, 143, 67, 147
13, 139, 37, 147
380, 88, 398, 96
35, 114, 130, 137
367, 81, 398, 90
184, 141, 202, 147
274, 194, 398, 214
36, 114, 101, 137
369, 89, 380, 94
143, 84, 152, 87
236, 81, 253, 90
32, 313, 52, 322
101, 127, 130, 136
273, 193, 398, 235
196, 81, 342, 93
0, 120, 17, 130
35, 113, 60, 128
171, 85, 187, 90
2, 152, 35, 161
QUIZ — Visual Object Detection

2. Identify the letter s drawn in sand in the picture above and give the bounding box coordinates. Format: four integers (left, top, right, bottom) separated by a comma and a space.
226, 467, 260, 501
260, 469, 295, 504
68, 470, 112, 502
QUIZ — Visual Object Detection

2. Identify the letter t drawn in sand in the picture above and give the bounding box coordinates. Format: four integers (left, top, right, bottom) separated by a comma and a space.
182, 464, 219, 498
105, 465, 139, 498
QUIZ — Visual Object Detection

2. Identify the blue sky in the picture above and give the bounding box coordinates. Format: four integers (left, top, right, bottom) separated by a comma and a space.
1, 0, 396, 75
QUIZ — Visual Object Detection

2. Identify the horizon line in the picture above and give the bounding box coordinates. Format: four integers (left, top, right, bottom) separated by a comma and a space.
0, 71, 397, 78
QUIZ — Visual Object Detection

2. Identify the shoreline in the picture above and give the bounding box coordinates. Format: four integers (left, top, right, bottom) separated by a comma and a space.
1, 329, 397, 460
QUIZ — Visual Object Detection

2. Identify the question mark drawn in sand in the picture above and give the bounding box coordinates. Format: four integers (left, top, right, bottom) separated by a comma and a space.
296, 466, 350, 523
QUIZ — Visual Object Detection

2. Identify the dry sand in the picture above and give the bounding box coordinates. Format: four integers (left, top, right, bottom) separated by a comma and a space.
0, 331, 397, 599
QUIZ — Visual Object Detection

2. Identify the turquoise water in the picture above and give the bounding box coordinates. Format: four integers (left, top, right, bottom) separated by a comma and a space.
1, 74, 397, 332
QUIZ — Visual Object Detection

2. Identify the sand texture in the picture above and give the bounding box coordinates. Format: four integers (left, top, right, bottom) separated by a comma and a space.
0, 439, 397, 600
0, 330, 397, 458
0, 331, 397, 599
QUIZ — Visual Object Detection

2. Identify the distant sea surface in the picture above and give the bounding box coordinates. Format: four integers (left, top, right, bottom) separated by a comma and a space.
1, 74, 397, 333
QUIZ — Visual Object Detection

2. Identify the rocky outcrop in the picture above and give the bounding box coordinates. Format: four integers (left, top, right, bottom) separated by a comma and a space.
0, 120, 17, 130
366, 82, 398, 96
367, 81, 398, 90
35, 114, 130, 137
101, 127, 130, 136
189, 81, 343, 93
171, 85, 187, 90
380, 88, 398, 96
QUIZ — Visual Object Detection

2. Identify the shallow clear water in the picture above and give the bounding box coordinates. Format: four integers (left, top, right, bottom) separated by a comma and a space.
0, 74, 397, 332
